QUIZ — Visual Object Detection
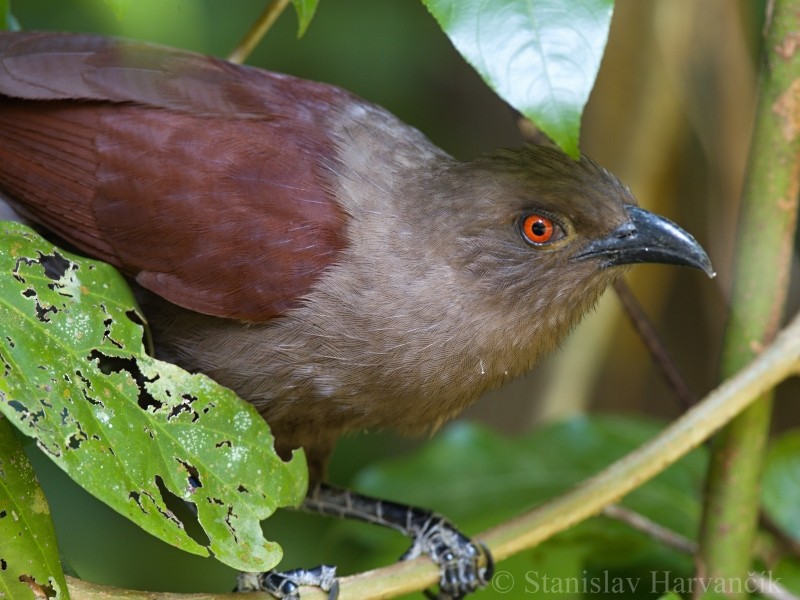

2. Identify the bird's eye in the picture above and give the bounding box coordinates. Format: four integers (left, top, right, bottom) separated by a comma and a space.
520, 213, 561, 246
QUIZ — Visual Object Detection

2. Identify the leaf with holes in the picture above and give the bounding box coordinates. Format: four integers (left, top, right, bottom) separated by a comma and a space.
0, 221, 307, 572
422, 0, 615, 158
0, 415, 69, 600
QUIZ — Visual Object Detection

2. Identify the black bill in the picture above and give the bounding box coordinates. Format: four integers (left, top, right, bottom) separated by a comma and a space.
573, 205, 715, 277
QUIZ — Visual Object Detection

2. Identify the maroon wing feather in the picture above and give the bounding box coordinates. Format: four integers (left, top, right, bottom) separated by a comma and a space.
0, 31, 348, 321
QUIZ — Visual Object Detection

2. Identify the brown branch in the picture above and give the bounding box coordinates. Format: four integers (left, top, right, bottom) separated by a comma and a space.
613, 279, 698, 410
602, 504, 697, 554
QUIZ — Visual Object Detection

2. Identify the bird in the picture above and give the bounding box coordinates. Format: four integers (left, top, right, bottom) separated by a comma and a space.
0, 31, 713, 600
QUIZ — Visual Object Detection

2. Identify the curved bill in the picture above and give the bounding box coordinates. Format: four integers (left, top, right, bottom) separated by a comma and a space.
573, 205, 715, 277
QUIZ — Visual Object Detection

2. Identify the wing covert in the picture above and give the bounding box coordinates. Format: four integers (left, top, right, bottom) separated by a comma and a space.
0, 32, 349, 321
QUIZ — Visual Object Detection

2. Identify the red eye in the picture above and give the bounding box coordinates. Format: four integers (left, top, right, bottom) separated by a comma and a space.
521, 214, 557, 245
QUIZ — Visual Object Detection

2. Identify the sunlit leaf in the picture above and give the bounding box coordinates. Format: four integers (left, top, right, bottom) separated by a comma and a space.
421, 0, 615, 158
291, 0, 318, 37
0, 0, 16, 31
0, 222, 307, 572
0, 416, 69, 600
101, 0, 130, 20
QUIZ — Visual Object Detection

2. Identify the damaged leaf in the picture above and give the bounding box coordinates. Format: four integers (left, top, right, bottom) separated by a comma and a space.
0, 222, 307, 572
0, 415, 68, 600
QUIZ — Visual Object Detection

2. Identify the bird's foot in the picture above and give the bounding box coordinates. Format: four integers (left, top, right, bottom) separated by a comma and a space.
236, 565, 338, 600
300, 483, 492, 598
400, 514, 494, 600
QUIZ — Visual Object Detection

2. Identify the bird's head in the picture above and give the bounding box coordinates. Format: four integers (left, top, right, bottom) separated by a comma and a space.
433, 144, 713, 296
402, 145, 714, 373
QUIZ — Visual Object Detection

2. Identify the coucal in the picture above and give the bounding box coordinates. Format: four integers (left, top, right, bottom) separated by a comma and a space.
0, 32, 713, 599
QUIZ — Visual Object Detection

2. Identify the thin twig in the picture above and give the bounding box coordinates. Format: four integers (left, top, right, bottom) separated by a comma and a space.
228, 0, 290, 65
602, 504, 697, 553
613, 279, 697, 410
603, 505, 799, 600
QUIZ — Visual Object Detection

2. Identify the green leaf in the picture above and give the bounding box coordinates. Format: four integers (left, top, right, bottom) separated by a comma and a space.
101, 0, 131, 20
0, 416, 69, 600
291, 0, 319, 37
696, 592, 738, 600
0, 0, 12, 31
350, 416, 703, 590
0, 222, 307, 572
421, 0, 615, 158
357, 416, 704, 535
2, 0, 19, 31
771, 557, 800, 596
763, 429, 800, 542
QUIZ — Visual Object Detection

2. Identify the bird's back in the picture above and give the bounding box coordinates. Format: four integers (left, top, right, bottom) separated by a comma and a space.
0, 31, 352, 321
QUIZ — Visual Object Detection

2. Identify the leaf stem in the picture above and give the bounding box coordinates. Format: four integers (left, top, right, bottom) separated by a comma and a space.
228, 0, 290, 65
697, 0, 800, 589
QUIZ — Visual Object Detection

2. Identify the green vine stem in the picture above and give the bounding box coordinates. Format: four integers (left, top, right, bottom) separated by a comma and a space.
228, 0, 290, 65
64, 308, 800, 599
697, 0, 800, 590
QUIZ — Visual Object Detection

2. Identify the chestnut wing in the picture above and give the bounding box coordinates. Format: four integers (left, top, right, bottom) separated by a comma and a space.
0, 32, 348, 321
0, 31, 319, 115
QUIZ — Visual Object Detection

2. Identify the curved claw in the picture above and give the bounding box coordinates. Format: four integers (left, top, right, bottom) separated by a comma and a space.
401, 515, 493, 599
236, 565, 338, 600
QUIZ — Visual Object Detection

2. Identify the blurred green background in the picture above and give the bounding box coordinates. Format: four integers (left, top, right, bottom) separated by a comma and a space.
8, 0, 799, 597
